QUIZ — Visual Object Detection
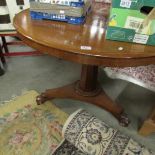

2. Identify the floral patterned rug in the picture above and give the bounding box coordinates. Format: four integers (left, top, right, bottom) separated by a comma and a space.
0, 90, 68, 155
104, 65, 155, 92
53, 109, 154, 155
0, 91, 154, 155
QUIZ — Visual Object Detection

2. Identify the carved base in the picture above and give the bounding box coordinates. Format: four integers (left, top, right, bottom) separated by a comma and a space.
36, 81, 130, 126
75, 81, 102, 97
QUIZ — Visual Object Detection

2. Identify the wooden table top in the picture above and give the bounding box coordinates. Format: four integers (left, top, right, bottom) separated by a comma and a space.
14, 3, 155, 67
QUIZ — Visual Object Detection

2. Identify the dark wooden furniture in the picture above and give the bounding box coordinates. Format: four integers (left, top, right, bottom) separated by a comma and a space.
139, 107, 155, 136
0, 31, 17, 54
0, 31, 41, 56
0, 30, 40, 75
0, 66, 4, 76
13, 3, 155, 126
0, 42, 6, 65
0, 61, 5, 76
0, 41, 5, 76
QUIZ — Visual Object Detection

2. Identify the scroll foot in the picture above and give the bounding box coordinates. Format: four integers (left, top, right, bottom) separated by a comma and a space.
118, 113, 130, 127
36, 93, 54, 105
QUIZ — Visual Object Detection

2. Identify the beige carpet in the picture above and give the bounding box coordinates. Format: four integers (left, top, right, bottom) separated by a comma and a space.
0, 90, 68, 155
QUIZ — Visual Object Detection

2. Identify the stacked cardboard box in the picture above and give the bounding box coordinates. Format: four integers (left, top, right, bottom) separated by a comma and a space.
29, 0, 92, 24
106, 0, 155, 46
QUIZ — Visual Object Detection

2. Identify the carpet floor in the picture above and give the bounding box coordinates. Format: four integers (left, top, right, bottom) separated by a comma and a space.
0, 90, 68, 155
0, 54, 155, 152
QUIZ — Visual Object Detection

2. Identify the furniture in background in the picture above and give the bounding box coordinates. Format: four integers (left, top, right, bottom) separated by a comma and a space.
14, 3, 155, 127
0, 0, 29, 31
104, 66, 155, 136
0, 43, 5, 76
0, 38, 5, 76
0, 0, 38, 57
0, 67, 4, 76
0, 42, 6, 65
0, 31, 41, 56
0, 31, 18, 54
140, 107, 155, 136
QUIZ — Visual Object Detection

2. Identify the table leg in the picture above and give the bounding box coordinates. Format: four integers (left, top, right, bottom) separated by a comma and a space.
36, 64, 129, 126
1, 36, 9, 53
0, 43, 6, 65
0, 66, 4, 76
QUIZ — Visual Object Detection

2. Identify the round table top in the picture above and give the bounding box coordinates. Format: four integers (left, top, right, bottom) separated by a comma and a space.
14, 3, 155, 67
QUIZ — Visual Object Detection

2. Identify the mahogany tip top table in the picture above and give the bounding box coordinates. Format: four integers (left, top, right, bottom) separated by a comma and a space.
13, 3, 155, 127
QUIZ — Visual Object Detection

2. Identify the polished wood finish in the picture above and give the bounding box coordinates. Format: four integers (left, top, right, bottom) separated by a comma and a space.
14, 6, 155, 67
139, 107, 155, 136
36, 65, 129, 126
78, 65, 100, 95
36, 81, 123, 118
14, 3, 155, 126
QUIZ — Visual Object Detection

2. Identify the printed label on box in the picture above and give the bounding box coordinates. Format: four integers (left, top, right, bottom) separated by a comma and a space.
51, 0, 70, 5
80, 46, 92, 50
120, 0, 132, 8
133, 34, 149, 44
125, 16, 143, 31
